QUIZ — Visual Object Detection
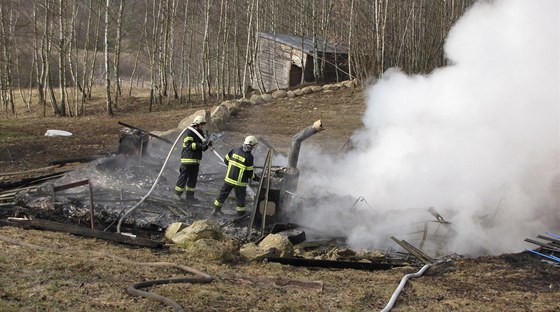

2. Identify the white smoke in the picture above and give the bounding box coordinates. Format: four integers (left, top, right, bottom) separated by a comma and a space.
296, 0, 560, 256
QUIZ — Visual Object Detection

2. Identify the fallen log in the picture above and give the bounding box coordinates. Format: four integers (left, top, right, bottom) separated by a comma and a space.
0, 165, 60, 177
0, 172, 66, 191
265, 256, 406, 271
49, 155, 104, 166
118, 121, 172, 144
2, 218, 164, 248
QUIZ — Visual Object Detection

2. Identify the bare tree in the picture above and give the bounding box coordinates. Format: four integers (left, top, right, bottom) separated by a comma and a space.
241, 0, 255, 99
104, 0, 113, 115
113, 0, 125, 106
57, 0, 68, 116
0, 1, 15, 113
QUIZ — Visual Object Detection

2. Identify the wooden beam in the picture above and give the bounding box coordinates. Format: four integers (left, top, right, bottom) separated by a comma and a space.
4, 218, 164, 248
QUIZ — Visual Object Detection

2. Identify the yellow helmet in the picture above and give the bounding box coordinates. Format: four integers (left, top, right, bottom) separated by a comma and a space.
244, 135, 258, 146
192, 115, 206, 126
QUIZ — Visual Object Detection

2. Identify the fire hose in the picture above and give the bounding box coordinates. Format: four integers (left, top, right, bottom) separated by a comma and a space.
380, 259, 449, 312
116, 126, 190, 233
115, 125, 254, 233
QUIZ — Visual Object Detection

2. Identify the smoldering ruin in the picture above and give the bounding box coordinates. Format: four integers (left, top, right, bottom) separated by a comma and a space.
0, 103, 458, 267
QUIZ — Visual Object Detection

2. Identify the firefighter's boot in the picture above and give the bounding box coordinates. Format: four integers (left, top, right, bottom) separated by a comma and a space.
186, 191, 200, 203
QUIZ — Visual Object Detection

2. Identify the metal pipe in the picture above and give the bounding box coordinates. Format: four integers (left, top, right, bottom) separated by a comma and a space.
287, 120, 324, 169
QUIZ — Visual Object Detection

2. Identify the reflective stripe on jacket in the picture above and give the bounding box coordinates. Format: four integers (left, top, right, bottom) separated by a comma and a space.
224, 146, 254, 186
180, 128, 205, 164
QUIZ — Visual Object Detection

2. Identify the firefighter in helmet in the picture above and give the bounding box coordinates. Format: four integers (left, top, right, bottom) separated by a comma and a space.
175, 115, 211, 202
213, 135, 260, 215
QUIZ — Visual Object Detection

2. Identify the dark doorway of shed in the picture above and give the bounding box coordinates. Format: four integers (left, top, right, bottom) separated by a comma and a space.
289, 64, 303, 87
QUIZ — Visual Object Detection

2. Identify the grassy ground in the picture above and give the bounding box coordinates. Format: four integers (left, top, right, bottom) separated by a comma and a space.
1, 86, 559, 311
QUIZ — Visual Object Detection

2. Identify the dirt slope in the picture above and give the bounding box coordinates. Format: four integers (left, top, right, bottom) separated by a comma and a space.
1, 88, 559, 311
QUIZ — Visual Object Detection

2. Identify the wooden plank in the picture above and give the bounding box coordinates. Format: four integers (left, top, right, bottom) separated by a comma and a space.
5, 218, 164, 248
265, 256, 406, 271
0, 165, 59, 177
524, 238, 560, 252
536, 235, 560, 246
391, 236, 434, 264
53, 180, 90, 192
0, 172, 66, 191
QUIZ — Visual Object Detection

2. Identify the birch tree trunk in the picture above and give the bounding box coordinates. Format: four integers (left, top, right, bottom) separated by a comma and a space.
113, 0, 125, 106
241, 0, 255, 99
104, 0, 113, 115
0, 2, 15, 114
43, 0, 60, 116
347, 0, 354, 80
67, 0, 82, 116
58, 0, 67, 116
168, 0, 179, 99
200, 0, 211, 102
178, 0, 190, 103
87, 2, 103, 99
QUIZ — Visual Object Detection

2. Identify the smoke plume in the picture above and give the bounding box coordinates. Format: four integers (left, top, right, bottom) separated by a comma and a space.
297, 0, 560, 256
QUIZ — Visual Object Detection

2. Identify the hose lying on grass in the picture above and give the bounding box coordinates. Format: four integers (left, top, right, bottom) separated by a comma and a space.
380, 260, 449, 312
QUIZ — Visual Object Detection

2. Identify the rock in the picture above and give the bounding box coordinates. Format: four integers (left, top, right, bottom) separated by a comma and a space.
164, 222, 188, 241
261, 93, 273, 102
293, 89, 303, 96
210, 105, 230, 131
323, 90, 334, 93
323, 84, 339, 91
250, 94, 264, 104
301, 86, 313, 94
258, 234, 294, 258
271, 90, 287, 99
236, 98, 253, 107
178, 110, 208, 130
286, 91, 296, 98
311, 86, 323, 92
221, 100, 241, 115
170, 220, 223, 244
342, 80, 356, 88
239, 243, 277, 261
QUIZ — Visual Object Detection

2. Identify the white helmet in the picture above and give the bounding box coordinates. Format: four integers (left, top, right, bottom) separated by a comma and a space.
244, 135, 258, 146
192, 115, 206, 126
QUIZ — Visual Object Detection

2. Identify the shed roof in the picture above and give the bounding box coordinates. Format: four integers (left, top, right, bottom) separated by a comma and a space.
259, 32, 347, 54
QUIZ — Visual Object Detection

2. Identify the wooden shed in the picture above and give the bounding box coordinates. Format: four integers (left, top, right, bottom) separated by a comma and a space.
252, 32, 348, 93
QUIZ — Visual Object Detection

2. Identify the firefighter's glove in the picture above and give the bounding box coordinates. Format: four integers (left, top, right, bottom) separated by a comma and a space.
252, 175, 261, 182
202, 140, 212, 151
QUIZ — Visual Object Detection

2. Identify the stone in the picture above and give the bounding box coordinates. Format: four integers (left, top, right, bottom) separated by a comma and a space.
170, 220, 223, 244
165, 222, 188, 241
250, 94, 264, 105
261, 93, 273, 102
178, 110, 208, 130
258, 234, 294, 258
271, 90, 287, 99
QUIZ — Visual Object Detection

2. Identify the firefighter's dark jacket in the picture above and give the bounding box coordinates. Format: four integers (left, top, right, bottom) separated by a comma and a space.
223, 146, 255, 186
180, 128, 207, 165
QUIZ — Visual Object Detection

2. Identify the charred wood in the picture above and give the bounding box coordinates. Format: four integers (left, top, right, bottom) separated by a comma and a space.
4, 218, 164, 248
0, 172, 66, 191
265, 256, 407, 271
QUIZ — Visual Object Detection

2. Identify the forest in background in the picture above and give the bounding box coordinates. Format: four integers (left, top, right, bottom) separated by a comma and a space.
0, 0, 475, 117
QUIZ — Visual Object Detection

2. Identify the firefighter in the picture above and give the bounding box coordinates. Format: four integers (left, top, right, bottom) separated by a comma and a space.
174, 115, 211, 202
213, 135, 260, 216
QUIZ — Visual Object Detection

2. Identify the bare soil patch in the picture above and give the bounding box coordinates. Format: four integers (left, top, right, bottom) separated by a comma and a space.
1, 88, 559, 311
